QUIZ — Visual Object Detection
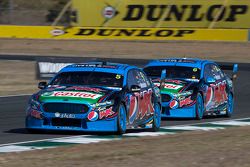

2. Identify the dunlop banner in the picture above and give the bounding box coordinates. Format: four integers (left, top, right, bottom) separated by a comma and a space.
71, 0, 250, 28
0, 26, 248, 41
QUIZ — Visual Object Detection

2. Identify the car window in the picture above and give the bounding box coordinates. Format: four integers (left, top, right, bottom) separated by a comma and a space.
211, 64, 223, 80
204, 64, 214, 79
134, 70, 148, 88
216, 65, 225, 79
127, 70, 138, 89
139, 71, 151, 87
50, 72, 123, 87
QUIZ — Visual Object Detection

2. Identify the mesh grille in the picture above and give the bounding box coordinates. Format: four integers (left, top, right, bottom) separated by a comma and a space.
51, 118, 82, 127
43, 103, 89, 114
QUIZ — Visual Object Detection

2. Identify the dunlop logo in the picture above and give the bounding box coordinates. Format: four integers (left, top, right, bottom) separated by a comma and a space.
122, 5, 248, 22
75, 28, 195, 37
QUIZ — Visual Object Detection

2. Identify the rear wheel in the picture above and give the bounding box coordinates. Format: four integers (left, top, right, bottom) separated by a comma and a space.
225, 93, 234, 117
195, 93, 204, 120
117, 104, 127, 135
152, 103, 161, 132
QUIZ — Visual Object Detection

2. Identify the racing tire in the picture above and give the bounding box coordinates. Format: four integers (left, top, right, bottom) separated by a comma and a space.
152, 103, 161, 132
116, 103, 127, 135
225, 93, 234, 118
195, 93, 204, 120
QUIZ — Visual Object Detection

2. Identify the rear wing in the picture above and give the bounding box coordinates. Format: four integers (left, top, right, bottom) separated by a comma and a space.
219, 63, 238, 81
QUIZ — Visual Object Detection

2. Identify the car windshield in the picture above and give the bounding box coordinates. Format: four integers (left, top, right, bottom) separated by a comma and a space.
50, 71, 124, 87
144, 66, 201, 80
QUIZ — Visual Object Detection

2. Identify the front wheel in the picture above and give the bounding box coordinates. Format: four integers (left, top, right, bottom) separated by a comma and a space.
152, 103, 161, 132
225, 93, 234, 118
195, 93, 204, 120
117, 104, 127, 135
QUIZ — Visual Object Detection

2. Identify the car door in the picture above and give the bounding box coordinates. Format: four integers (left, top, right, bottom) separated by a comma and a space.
134, 70, 154, 122
126, 69, 154, 127
204, 64, 228, 112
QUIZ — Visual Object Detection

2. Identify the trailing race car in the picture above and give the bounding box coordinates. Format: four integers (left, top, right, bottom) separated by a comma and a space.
143, 58, 238, 119
26, 62, 161, 134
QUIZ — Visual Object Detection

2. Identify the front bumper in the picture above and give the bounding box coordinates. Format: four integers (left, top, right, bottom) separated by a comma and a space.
161, 103, 196, 118
25, 111, 118, 132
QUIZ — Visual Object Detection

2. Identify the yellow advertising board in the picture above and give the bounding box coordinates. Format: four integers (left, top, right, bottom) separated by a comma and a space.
0, 26, 248, 41
71, 0, 250, 28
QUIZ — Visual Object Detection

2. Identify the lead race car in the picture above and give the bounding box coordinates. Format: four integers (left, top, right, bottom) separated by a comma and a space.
143, 58, 238, 119
26, 62, 161, 134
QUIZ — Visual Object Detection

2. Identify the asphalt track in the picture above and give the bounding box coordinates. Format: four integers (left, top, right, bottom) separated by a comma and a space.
0, 60, 250, 145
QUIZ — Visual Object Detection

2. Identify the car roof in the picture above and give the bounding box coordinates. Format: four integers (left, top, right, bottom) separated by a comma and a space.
145, 58, 214, 69
59, 61, 136, 74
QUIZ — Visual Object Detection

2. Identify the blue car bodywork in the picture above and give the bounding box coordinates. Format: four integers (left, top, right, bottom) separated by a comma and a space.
143, 58, 237, 119
26, 62, 161, 134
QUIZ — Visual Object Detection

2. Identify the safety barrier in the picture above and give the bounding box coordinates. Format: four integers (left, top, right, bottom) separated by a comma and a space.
0, 26, 248, 42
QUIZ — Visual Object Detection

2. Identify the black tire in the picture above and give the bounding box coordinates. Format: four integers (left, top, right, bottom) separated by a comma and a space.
151, 103, 161, 132
225, 93, 234, 118
116, 104, 127, 135
195, 93, 204, 120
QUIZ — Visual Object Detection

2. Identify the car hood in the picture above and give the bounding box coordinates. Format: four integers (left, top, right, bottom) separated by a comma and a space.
152, 78, 199, 94
38, 85, 121, 104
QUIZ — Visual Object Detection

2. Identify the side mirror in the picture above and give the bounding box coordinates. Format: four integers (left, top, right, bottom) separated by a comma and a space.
233, 64, 238, 74
206, 77, 216, 84
232, 64, 238, 81
130, 85, 141, 93
38, 81, 47, 89
160, 69, 167, 89
160, 69, 167, 80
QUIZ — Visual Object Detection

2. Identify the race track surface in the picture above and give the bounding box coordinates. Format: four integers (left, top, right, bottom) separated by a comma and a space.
0, 70, 249, 145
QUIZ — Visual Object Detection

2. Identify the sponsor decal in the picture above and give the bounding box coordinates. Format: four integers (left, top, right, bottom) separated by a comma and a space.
165, 79, 183, 84
164, 83, 183, 90
90, 101, 113, 108
54, 113, 76, 119
103, 6, 116, 19
115, 74, 121, 79
55, 112, 60, 118
160, 59, 196, 63
30, 110, 43, 119
50, 29, 65, 36
74, 64, 117, 69
66, 86, 104, 93
43, 91, 103, 99
129, 89, 154, 123
169, 100, 178, 109
179, 96, 194, 108
72, 0, 250, 28
99, 107, 116, 119
75, 28, 195, 38
87, 111, 98, 121
0, 26, 247, 42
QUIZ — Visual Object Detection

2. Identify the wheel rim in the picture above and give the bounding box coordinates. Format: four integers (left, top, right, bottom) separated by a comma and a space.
197, 94, 204, 119
154, 103, 161, 128
119, 105, 126, 132
227, 94, 234, 114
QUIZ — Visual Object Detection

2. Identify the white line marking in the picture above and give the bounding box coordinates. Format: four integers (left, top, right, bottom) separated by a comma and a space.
50, 137, 115, 144
161, 125, 224, 131
211, 120, 250, 126
0, 146, 39, 153
0, 117, 249, 147
124, 132, 172, 137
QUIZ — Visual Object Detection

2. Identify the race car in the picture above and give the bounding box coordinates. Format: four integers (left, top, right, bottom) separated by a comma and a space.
26, 62, 161, 134
143, 58, 238, 119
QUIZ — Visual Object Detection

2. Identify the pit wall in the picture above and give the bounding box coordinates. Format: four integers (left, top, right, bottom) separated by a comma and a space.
0, 26, 249, 42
